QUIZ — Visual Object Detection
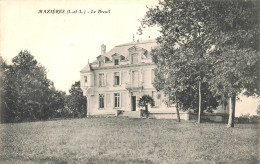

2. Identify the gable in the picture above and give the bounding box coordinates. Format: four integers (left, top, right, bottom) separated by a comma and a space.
128, 46, 147, 52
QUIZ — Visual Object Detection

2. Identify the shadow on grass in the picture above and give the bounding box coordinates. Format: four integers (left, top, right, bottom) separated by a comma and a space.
86, 157, 153, 164
1, 157, 153, 164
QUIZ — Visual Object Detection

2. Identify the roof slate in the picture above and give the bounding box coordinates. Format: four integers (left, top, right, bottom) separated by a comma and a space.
81, 39, 157, 72
104, 40, 157, 59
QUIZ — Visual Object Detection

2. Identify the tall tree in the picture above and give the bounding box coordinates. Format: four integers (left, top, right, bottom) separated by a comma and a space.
1, 51, 52, 122
142, 0, 260, 127
0, 56, 7, 123
142, 0, 218, 122
206, 0, 260, 127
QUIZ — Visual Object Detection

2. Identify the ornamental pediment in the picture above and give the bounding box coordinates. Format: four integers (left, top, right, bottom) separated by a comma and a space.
96, 55, 110, 62
111, 53, 125, 60
128, 46, 147, 52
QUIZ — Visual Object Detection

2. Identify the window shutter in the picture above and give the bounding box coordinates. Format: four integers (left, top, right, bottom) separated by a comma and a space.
120, 71, 122, 85
104, 73, 107, 86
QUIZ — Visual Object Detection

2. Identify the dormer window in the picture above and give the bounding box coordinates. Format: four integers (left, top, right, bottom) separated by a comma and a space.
84, 76, 88, 83
114, 59, 119, 65
99, 60, 104, 67
112, 53, 124, 66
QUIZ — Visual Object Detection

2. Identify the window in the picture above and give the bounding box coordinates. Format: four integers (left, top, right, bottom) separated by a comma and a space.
114, 93, 120, 108
99, 60, 104, 67
114, 72, 120, 85
131, 54, 138, 64
99, 94, 104, 109
99, 73, 105, 87
114, 59, 119, 65
84, 76, 87, 83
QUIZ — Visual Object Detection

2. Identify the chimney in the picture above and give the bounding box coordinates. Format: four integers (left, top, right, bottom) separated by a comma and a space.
101, 44, 106, 55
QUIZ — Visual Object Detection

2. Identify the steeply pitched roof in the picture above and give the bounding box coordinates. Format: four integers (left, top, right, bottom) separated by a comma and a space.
80, 63, 92, 72
104, 40, 157, 59
81, 39, 157, 72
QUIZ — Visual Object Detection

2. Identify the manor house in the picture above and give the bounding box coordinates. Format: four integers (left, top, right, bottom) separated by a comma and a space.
80, 40, 227, 121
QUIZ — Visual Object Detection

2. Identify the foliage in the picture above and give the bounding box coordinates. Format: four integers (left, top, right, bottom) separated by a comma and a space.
138, 95, 155, 107
257, 103, 260, 115
138, 95, 154, 118
48, 88, 67, 118
0, 51, 88, 123
142, 0, 219, 116
151, 48, 218, 113
205, 0, 260, 127
0, 51, 53, 122
66, 81, 86, 118
142, 0, 260, 127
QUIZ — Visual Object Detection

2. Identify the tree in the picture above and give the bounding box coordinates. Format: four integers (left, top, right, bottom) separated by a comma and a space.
206, 0, 260, 127
142, 0, 219, 123
66, 81, 86, 118
1, 50, 54, 122
0, 56, 7, 123
257, 103, 260, 116
138, 95, 154, 118
47, 87, 67, 118
142, 0, 260, 127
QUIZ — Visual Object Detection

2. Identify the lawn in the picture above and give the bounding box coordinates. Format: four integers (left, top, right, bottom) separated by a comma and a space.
0, 117, 259, 163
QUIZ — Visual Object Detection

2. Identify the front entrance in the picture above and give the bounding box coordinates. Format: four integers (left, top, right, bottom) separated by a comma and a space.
131, 96, 136, 111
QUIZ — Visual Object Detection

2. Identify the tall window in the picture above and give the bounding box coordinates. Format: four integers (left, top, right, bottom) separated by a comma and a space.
114, 72, 120, 85
99, 60, 104, 67
99, 73, 105, 87
99, 94, 104, 109
114, 93, 120, 108
84, 76, 88, 83
114, 59, 119, 65
131, 54, 138, 64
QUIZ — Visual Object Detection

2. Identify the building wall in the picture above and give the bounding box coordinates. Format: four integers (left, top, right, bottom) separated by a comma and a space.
82, 64, 161, 115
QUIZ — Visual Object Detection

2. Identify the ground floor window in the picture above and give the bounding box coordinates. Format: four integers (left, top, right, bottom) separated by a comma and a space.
99, 94, 104, 109
114, 93, 120, 108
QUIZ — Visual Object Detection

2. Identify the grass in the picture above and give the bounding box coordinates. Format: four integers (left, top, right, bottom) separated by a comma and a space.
0, 117, 259, 163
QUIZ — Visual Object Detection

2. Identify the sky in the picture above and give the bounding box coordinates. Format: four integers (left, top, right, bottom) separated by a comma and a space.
0, 0, 160, 91
0, 0, 259, 116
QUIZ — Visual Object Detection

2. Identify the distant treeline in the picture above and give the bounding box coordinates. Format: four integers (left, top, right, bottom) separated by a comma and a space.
0, 50, 86, 123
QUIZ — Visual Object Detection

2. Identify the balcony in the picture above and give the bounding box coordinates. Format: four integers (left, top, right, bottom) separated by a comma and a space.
125, 82, 143, 90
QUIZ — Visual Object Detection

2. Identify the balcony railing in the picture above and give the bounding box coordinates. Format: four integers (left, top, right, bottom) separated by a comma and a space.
125, 82, 143, 89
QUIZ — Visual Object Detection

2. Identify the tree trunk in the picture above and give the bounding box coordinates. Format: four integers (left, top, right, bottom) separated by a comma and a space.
86, 98, 88, 117
227, 95, 236, 128
197, 80, 202, 123
175, 94, 180, 122
145, 105, 148, 118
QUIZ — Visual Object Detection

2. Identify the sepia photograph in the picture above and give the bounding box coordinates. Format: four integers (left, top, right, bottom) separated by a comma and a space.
0, 0, 259, 163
